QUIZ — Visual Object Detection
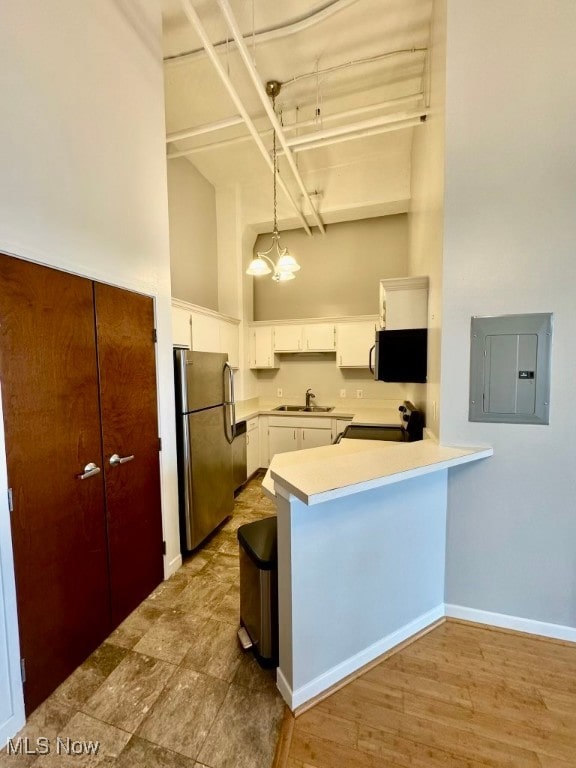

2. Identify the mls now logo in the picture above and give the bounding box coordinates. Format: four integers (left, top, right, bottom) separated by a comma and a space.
7, 737, 100, 756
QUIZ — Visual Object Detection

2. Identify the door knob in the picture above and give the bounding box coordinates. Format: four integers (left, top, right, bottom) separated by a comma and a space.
77, 462, 101, 480
109, 453, 135, 467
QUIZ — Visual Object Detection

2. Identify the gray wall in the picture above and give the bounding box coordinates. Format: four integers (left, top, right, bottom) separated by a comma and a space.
442, 0, 576, 627
168, 157, 218, 310
253, 216, 408, 320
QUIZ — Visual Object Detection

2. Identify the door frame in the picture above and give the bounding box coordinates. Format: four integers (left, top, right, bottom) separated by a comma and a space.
0, 384, 25, 745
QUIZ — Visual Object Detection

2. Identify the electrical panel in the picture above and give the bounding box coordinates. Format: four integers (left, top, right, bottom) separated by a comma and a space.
469, 314, 552, 425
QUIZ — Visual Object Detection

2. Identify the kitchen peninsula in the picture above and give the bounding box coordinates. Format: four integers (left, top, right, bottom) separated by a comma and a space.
263, 436, 493, 711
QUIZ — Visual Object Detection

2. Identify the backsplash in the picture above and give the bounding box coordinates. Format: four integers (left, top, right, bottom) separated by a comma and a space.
253, 354, 407, 405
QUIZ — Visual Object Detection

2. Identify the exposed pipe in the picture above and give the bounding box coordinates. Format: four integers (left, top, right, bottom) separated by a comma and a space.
286, 109, 428, 148
282, 94, 424, 133
166, 93, 424, 147
280, 49, 428, 91
179, 0, 312, 236
164, 0, 360, 66
167, 116, 424, 160
166, 115, 244, 144
286, 117, 426, 154
167, 133, 253, 159
216, 0, 326, 235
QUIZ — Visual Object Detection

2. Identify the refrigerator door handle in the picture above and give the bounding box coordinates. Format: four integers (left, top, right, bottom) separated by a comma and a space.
223, 362, 236, 444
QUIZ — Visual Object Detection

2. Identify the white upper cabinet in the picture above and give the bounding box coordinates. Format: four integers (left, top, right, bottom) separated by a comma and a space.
171, 306, 191, 348
272, 323, 336, 353
190, 311, 220, 352
219, 320, 240, 368
172, 302, 240, 367
336, 321, 376, 368
304, 323, 336, 351
273, 324, 304, 352
379, 276, 429, 330
250, 326, 278, 369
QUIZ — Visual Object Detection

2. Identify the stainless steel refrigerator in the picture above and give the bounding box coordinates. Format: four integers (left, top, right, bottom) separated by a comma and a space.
174, 349, 236, 551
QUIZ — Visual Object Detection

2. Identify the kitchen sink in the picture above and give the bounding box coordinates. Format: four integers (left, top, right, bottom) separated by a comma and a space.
273, 405, 334, 413
273, 405, 306, 411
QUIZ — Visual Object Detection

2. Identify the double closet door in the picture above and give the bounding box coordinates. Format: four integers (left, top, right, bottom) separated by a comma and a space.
0, 254, 164, 714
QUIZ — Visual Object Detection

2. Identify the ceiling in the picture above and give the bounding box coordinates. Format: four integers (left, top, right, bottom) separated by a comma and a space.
161, 0, 433, 227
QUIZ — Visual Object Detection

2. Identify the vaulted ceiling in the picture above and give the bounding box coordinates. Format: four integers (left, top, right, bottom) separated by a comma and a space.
162, 0, 433, 228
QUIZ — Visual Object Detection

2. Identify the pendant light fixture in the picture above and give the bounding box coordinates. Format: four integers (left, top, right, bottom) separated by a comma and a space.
246, 81, 301, 282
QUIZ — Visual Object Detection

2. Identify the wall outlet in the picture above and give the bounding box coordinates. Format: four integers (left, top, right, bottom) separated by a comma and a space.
277, 388, 283, 398
339, 389, 346, 398
356, 389, 363, 399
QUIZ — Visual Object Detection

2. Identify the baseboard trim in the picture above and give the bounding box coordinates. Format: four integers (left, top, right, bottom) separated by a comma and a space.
165, 553, 182, 579
445, 603, 576, 644
280, 604, 445, 711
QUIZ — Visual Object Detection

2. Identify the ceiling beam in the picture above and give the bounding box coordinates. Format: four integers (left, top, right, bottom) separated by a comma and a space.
179, 0, 312, 236
216, 0, 326, 235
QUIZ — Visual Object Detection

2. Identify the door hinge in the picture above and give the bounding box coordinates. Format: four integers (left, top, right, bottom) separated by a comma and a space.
153, 328, 157, 343
158, 437, 162, 452
20, 658, 26, 683
162, 541, 166, 556
7, 488, 13, 513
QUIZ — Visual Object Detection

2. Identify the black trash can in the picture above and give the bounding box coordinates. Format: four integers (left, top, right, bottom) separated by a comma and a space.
237, 516, 278, 667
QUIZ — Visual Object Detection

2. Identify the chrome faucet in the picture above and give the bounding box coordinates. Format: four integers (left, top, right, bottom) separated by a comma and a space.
305, 388, 316, 407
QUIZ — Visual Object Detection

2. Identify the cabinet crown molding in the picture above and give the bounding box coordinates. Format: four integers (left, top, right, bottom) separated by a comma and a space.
171, 298, 240, 325
250, 314, 378, 327
379, 276, 429, 291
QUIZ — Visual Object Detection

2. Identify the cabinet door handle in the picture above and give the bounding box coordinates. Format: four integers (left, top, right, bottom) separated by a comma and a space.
110, 453, 135, 467
77, 462, 101, 480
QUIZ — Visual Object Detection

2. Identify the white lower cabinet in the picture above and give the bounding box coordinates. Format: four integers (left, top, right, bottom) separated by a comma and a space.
268, 425, 299, 458
267, 416, 334, 462
300, 426, 333, 449
246, 417, 260, 477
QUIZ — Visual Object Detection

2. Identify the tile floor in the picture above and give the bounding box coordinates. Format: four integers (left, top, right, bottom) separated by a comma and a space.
1, 474, 285, 768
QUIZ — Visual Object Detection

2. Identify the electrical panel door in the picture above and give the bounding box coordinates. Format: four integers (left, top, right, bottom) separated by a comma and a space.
469, 314, 552, 424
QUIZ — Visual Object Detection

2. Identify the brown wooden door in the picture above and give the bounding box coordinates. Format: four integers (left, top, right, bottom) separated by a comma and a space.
93, 283, 163, 628
0, 254, 110, 714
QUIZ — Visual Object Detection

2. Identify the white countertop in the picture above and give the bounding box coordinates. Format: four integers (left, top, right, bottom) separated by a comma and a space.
263, 438, 493, 505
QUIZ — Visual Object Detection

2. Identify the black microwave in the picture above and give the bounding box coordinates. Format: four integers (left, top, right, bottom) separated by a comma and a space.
370, 328, 427, 383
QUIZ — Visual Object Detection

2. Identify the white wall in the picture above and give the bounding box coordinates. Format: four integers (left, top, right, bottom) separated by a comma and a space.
168, 157, 218, 309
253, 216, 409, 321
0, 0, 177, 737
407, 0, 446, 431
442, 0, 576, 626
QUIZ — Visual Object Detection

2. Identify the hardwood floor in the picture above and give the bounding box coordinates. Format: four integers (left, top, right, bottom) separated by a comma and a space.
280, 619, 576, 767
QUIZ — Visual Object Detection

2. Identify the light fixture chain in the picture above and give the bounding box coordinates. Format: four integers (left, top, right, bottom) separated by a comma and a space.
272, 93, 277, 235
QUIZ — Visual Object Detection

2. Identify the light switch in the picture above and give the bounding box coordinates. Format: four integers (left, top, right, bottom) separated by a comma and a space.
469, 314, 552, 425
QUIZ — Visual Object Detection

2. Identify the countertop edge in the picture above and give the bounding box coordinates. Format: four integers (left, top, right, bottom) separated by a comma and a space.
269, 444, 494, 506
